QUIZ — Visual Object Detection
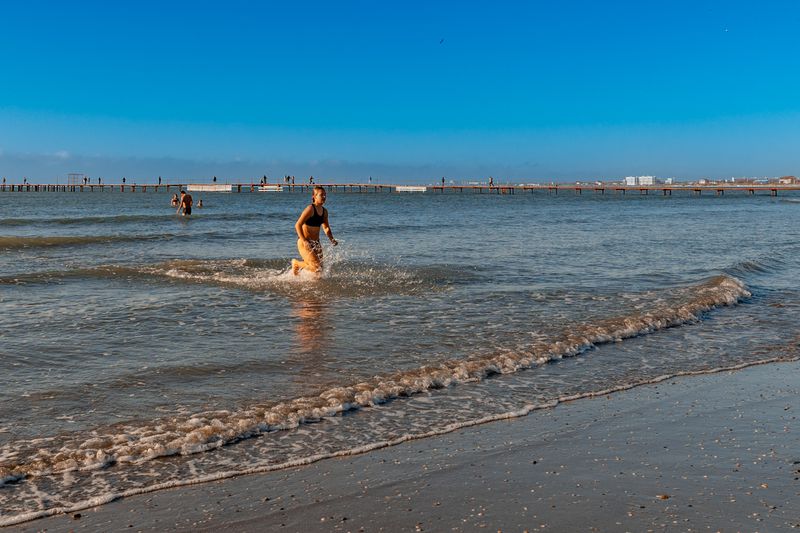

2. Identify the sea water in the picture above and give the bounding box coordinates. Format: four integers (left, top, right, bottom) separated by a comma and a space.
1, 188, 799, 525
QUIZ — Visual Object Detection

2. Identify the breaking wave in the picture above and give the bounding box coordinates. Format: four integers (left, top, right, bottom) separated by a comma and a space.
0, 274, 750, 491
0, 257, 473, 295
105, 257, 459, 297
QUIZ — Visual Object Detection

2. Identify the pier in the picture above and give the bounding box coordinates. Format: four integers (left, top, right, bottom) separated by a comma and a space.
1, 183, 799, 196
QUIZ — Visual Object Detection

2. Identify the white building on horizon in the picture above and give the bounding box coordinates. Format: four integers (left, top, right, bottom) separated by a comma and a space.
623, 175, 656, 185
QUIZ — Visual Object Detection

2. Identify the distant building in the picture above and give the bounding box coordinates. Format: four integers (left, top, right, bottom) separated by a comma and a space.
623, 175, 656, 185
664, 177, 673, 185
779, 176, 798, 185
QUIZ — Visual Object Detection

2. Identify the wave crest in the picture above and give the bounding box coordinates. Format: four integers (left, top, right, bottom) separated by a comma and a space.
0, 274, 750, 485
0, 234, 167, 250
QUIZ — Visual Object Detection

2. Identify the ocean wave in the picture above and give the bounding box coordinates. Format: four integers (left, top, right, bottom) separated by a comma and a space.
724, 255, 788, 277
0, 234, 173, 250
0, 258, 471, 293
0, 212, 279, 227
129, 257, 460, 297
0, 274, 751, 488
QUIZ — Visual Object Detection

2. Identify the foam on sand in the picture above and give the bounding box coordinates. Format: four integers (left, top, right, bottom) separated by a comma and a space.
0, 275, 750, 491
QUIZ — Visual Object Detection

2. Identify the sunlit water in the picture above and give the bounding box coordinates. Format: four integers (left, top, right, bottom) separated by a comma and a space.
1, 189, 799, 524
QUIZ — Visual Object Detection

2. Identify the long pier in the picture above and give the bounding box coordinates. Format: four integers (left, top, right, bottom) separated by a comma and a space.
1, 183, 799, 196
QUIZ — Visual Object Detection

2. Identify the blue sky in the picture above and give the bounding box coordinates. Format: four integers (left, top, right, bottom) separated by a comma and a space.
2, 1, 799, 182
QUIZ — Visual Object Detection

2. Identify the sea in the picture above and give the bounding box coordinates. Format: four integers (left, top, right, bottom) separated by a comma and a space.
1, 186, 799, 525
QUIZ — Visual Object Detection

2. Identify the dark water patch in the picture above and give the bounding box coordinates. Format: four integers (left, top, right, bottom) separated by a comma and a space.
724, 254, 789, 278
0, 234, 176, 251
0, 212, 281, 227
0, 270, 72, 285
352, 221, 460, 234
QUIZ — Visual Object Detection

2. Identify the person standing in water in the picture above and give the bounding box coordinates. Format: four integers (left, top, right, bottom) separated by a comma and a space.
292, 186, 337, 276
177, 190, 193, 216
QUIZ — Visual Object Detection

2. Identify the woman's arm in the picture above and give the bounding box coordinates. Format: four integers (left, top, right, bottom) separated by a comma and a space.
322, 209, 337, 245
295, 206, 312, 239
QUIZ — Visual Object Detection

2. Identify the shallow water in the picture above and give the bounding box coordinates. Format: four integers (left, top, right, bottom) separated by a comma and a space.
1, 189, 799, 524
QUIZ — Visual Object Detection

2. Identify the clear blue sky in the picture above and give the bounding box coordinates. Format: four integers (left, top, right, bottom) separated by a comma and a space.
2, 0, 799, 182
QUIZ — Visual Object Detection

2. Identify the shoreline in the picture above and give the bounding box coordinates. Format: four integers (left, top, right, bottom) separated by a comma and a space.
15, 359, 799, 532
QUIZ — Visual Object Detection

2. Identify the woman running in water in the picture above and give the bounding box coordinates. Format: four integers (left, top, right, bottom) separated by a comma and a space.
292, 186, 337, 276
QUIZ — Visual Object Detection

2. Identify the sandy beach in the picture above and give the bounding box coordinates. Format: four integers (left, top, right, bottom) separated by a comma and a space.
18, 360, 798, 532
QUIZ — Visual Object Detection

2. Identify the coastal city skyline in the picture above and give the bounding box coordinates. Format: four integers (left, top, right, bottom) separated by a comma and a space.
2, 1, 800, 181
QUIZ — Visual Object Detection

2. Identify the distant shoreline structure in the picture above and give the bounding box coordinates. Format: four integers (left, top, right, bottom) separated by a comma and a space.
1, 174, 796, 188
3, 181, 800, 197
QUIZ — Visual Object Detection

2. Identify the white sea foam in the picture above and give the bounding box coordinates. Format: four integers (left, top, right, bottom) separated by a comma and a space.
1, 355, 796, 527
0, 274, 750, 492
133, 256, 436, 297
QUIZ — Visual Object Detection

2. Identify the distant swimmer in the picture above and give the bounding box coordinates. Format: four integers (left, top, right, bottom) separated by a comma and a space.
197, 199, 203, 208
292, 186, 337, 276
171, 193, 179, 207
177, 190, 193, 216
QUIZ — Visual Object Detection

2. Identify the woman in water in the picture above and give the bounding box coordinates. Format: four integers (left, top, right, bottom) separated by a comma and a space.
292, 186, 337, 276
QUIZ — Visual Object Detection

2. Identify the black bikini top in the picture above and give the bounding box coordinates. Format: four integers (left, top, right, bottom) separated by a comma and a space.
306, 204, 325, 227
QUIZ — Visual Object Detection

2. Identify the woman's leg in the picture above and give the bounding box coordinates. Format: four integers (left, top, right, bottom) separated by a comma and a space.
294, 238, 322, 274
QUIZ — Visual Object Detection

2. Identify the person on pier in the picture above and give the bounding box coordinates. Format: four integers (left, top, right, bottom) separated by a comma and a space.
292, 186, 337, 276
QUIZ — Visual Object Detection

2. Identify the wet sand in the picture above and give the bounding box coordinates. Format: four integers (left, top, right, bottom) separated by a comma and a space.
19, 361, 799, 532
